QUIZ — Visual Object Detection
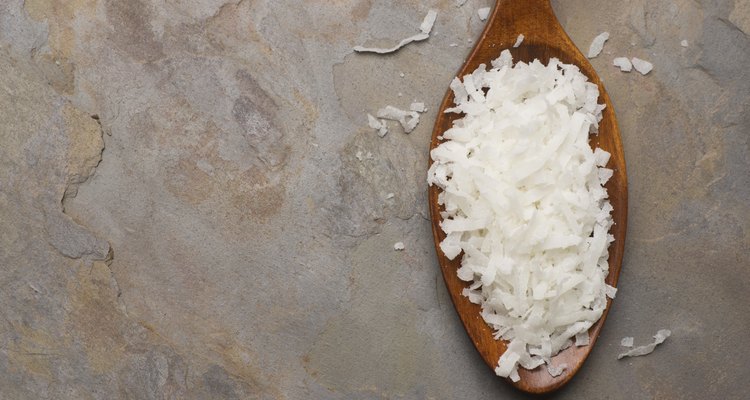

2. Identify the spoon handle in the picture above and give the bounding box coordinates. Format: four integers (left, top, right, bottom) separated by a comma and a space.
488, 0, 563, 45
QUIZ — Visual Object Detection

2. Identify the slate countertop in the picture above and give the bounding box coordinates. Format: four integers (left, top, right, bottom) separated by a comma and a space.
0, 1, 747, 398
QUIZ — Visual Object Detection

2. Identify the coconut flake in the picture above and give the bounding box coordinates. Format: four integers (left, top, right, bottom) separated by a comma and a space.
478, 7, 491, 21
354, 10, 437, 54
605, 284, 617, 299
385, 193, 395, 200
377, 105, 421, 133
513, 34, 524, 48
681, 40, 689, 48
575, 330, 590, 347
631, 57, 653, 75
613, 57, 632, 72
394, 242, 405, 251
587, 32, 610, 58
419, 10, 438, 34
547, 363, 568, 377
367, 113, 389, 137
620, 336, 634, 347
429, 51, 614, 381
410, 102, 427, 113
617, 330, 671, 359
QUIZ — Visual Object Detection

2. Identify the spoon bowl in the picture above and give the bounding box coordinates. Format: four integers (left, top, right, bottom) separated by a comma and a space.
428, 0, 627, 394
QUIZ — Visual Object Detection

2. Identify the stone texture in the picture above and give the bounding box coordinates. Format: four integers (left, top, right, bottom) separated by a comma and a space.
0, 0, 747, 399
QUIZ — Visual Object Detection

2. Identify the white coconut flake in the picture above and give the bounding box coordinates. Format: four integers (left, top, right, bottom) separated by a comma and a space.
620, 336, 634, 347
513, 34, 524, 48
367, 113, 389, 137
605, 284, 617, 299
410, 102, 427, 113
428, 50, 614, 382
394, 242, 405, 251
547, 363, 568, 377
587, 32, 610, 58
478, 7, 491, 21
613, 57, 632, 72
617, 330, 671, 359
419, 10, 438, 34
631, 57, 653, 75
354, 10, 437, 54
386, 193, 395, 200
681, 40, 689, 48
575, 330, 590, 347
450, 43, 459, 47
377, 105, 421, 133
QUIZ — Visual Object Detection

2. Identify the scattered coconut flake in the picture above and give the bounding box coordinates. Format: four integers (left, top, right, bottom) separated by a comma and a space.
631, 57, 653, 75
367, 113, 389, 137
605, 284, 617, 299
613, 57, 632, 72
587, 32, 609, 58
398, 92, 403, 97
513, 34, 524, 48
386, 193, 395, 200
377, 105, 421, 133
617, 330, 671, 359
410, 102, 427, 113
620, 336, 634, 347
681, 40, 689, 48
394, 242, 405, 251
547, 363, 568, 377
450, 43, 459, 47
399, 72, 405, 78
354, 10, 437, 54
478, 7, 491, 21
429, 50, 614, 381
575, 331, 590, 347
420, 10, 438, 34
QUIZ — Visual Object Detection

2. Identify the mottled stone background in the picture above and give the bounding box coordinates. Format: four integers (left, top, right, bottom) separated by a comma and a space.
0, 0, 747, 399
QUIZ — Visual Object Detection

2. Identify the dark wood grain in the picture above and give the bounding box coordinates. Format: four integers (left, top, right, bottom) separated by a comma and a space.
428, 0, 628, 394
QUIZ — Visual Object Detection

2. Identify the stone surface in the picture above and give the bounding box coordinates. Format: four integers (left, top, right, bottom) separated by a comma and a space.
0, 0, 747, 398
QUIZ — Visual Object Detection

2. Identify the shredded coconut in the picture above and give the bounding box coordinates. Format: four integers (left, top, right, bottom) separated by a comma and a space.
394, 242, 405, 251
410, 102, 427, 113
428, 50, 614, 381
620, 336, 634, 347
546, 363, 568, 377
575, 330, 590, 347
631, 58, 653, 75
618, 330, 670, 359
613, 57, 632, 72
513, 34, 525, 48
354, 10, 437, 54
376, 104, 426, 134
587, 32, 610, 58
681, 40, 689, 48
367, 114, 389, 137
478, 7, 491, 21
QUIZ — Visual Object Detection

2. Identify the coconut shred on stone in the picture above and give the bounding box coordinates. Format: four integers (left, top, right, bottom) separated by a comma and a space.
428, 50, 615, 381
587, 32, 610, 58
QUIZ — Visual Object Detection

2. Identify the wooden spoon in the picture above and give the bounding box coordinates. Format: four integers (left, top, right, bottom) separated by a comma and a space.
428, 0, 627, 394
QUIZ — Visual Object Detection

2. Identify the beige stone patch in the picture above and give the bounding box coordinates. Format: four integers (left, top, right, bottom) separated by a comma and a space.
65, 261, 128, 373
729, 0, 750, 34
